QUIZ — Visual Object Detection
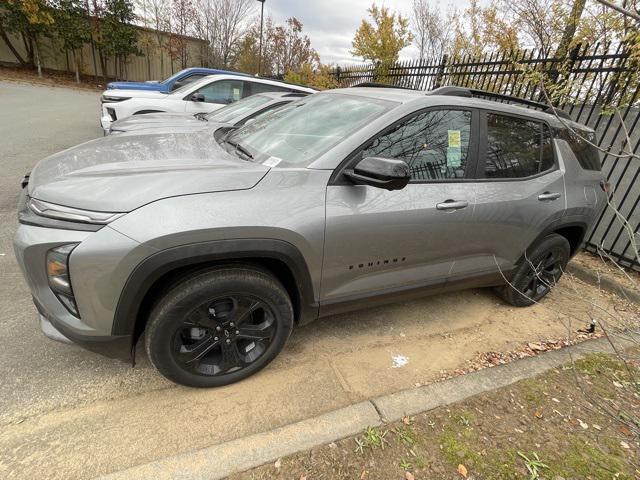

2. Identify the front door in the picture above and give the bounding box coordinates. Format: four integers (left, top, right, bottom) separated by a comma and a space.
321, 107, 480, 306
184, 79, 247, 113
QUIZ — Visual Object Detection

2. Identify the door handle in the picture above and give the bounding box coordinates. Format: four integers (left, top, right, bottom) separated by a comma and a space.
538, 192, 561, 201
436, 199, 469, 210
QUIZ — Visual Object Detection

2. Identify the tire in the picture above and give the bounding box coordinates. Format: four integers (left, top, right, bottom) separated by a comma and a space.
145, 267, 294, 388
497, 234, 571, 307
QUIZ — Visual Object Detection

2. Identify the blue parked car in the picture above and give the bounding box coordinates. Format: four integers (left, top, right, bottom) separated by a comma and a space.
106, 67, 251, 92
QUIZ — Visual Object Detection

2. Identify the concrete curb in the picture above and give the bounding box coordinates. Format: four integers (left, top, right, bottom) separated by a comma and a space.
98, 335, 628, 480
98, 401, 381, 480
567, 262, 640, 304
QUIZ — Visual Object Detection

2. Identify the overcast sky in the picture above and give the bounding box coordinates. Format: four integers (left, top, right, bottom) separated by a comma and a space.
261, 0, 469, 65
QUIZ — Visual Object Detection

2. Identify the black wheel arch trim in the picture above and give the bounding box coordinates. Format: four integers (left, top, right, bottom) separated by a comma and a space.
111, 238, 319, 338
523, 213, 590, 264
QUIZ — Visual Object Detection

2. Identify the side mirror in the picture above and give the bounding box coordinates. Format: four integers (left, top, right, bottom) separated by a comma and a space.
344, 156, 410, 191
190, 93, 205, 102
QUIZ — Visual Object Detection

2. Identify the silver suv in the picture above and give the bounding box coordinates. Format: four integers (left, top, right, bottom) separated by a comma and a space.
14, 86, 606, 387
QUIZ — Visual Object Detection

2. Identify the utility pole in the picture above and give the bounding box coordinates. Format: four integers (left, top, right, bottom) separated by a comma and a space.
257, 0, 265, 76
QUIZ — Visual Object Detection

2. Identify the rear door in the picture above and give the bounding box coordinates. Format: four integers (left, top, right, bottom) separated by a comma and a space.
321, 107, 481, 306
454, 111, 565, 277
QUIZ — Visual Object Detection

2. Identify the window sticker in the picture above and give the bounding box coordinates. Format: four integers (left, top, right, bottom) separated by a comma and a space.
447, 147, 461, 168
448, 130, 461, 148
263, 156, 282, 168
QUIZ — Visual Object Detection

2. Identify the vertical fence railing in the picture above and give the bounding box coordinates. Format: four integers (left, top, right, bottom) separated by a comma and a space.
332, 45, 640, 269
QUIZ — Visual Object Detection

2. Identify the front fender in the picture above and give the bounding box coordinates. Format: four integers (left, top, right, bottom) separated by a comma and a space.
111, 238, 319, 337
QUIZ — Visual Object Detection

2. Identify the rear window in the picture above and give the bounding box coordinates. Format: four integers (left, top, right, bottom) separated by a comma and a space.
564, 129, 601, 171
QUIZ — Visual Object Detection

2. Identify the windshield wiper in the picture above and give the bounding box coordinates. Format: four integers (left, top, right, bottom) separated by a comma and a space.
224, 139, 254, 160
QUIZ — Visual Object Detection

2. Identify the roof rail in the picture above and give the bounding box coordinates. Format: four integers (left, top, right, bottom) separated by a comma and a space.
428, 86, 572, 120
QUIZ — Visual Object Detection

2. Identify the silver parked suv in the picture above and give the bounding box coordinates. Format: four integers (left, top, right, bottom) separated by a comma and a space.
15, 86, 606, 387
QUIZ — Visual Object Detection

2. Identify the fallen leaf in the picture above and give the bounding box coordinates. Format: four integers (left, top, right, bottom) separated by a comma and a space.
593, 424, 602, 430
274, 458, 282, 469
613, 381, 623, 388
360, 469, 368, 480
299, 476, 307, 480
534, 409, 543, 419
578, 419, 588, 429
528, 342, 545, 351
552, 398, 560, 403
405, 472, 415, 480
620, 441, 630, 449
458, 464, 468, 477
619, 425, 632, 437
403, 416, 411, 425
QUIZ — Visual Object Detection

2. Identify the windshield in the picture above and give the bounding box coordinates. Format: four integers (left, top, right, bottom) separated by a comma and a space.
223, 94, 392, 167
205, 94, 271, 123
161, 70, 186, 85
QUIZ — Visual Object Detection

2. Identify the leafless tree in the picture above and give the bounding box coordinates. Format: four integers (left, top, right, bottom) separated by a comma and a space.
205, 0, 256, 68
411, 0, 454, 60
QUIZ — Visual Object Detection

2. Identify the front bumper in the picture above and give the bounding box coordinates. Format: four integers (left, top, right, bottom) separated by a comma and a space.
100, 114, 112, 135
34, 297, 132, 361
14, 221, 144, 363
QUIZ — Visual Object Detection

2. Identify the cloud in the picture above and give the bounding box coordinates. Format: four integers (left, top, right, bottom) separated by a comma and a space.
261, 0, 468, 65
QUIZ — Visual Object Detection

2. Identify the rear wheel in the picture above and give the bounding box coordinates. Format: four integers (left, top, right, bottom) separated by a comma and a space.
497, 234, 570, 307
145, 267, 294, 387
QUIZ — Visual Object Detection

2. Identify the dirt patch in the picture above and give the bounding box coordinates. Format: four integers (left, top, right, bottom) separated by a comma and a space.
0, 64, 105, 91
573, 251, 640, 292
233, 352, 640, 480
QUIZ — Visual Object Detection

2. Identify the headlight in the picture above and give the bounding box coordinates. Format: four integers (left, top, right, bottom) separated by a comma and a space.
29, 198, 124, 225
101, 95, 131, 103
46, 244, 79, 316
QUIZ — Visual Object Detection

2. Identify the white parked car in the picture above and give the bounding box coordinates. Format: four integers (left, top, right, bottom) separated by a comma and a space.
100, 74, 315, 131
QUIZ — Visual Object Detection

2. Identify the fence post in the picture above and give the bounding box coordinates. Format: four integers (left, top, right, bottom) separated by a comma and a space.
435, 54, 448, 89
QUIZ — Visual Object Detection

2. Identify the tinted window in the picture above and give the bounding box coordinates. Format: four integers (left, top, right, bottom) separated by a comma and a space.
564, 129, 601, 170
361, 109, 472, 180
195, 79, 245, 104
248, 82, 292, 95
484, 114, 554, 178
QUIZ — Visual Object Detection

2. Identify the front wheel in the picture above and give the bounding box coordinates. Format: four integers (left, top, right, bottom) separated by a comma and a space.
497, 234, 570, 307
145, 267, 294, 387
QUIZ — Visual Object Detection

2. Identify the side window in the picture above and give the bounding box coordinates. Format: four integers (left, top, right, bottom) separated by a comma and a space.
195, 79, 245, 104
484, 114, 554, 179
564, 128, 601, 170
360, 109, 472, 181
247, 82, 292, 95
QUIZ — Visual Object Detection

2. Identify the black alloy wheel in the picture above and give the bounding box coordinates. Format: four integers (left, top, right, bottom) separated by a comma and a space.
172, 295, 276, 376
498, 233, 571, 307
145, 267, 294, 387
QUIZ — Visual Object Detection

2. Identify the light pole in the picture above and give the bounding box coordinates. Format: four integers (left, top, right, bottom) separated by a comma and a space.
257, 0, 265, 76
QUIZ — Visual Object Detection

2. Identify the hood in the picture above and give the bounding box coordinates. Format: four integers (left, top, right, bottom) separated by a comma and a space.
28, 130, 269, 212
106, 81, 165, 91
110, 112, 205, 132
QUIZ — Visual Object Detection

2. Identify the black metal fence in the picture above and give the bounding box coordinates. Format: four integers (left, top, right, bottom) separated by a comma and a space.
332, 43, 640, 269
